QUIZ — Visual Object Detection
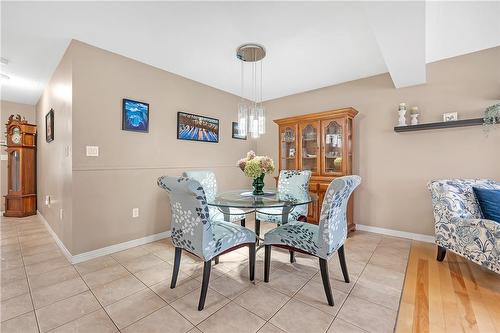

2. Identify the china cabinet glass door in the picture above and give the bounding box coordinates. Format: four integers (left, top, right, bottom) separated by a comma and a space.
279, 125, 298, 170
299, 121, 320, 175
321, 118, 345, 175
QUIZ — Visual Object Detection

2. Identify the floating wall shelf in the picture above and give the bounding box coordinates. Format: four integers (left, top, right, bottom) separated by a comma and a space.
394, 118, 485, 132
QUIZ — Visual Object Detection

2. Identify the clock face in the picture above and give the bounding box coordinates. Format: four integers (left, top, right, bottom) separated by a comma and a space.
12, 128, 21, 144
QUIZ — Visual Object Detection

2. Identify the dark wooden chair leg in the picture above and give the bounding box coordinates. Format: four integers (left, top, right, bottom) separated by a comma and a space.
319, 258, 334, 306
170, 247, 182, 289
249, 242, 256, 281
241, 218, 246, 227
198, 260, 212, 311
264, 245, 271, 282
338, 245, 350, 283
289, 250, 295, 263
214, 256, 219, 265
255, 218, 261, 245
436, 246, 446, 262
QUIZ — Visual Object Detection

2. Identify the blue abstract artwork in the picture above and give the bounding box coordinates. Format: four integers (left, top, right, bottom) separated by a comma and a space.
122, 99, 149, 132
177, 112, 219, 143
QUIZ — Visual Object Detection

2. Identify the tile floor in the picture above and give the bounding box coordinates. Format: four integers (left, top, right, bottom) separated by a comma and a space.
0, 215, 410, 333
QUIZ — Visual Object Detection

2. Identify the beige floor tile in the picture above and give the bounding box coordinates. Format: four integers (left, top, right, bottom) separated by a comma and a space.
133, 261, 176, 286
121, 305, 193, 333
198, 302, 265, 333
1, 277, 29, 301
111, 246, 150, 263
32, 277, 89, 309
295, 279, 348, 315
1, 243, 21, 255
25, 256, 70, 277
368, 252, 408, 273
28, 266, 80, 291
310, 271, 356, 294
1, 267, 26, 285
357, 264, 405, 291
18, 232, 51, 244
49, 309, 117, 333
36, 291, 100, 332
269, 299, 334, 333
104, 289, 166, 329
279, 257, 319, 279
151, 277, 201, 303
121, 253, 164, 273
20, 236, 55, 249
170, 288, 229, 325
152, 248, 175, 263
23, 250, 64, 266
265, 268, 309, 297
140, 241, 174, 254
336, 295, 397, 333
82, 264, 130, 288
74, 255, 118, 275
1, 257, 24, 271
0, 293, 33, 322
0, 231, 18, 240
208, 274, 254, 300
21, 243, 59, 257
188, 327, 203, 333
328, 255, 366, 280
0, 311, 38, 333
92, 274, 147, 306
257, 323, 286, 333
350, 278, 401, 311
234, 284, 290, 320
327, 319, 368, 333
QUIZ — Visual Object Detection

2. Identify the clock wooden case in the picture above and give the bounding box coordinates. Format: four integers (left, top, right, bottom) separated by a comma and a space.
4, 114, 37, 217
274, 107, 358, 233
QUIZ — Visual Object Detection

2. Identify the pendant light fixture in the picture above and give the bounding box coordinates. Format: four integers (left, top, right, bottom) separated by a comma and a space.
236, 43, 266, 139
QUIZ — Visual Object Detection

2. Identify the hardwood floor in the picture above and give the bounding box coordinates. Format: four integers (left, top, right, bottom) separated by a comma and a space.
396, 241, 500, 333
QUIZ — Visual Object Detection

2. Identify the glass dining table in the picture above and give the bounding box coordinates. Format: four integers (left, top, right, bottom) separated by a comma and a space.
207, 190, 317, 244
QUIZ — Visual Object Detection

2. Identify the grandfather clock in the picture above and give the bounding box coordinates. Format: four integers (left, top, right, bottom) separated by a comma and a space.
4, 114, 37, 217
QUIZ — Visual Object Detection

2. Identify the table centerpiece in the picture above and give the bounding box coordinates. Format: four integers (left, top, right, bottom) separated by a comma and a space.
238, 151, 275, 195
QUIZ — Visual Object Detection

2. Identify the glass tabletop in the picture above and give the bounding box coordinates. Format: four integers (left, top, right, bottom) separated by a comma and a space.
208, 189, 316, 209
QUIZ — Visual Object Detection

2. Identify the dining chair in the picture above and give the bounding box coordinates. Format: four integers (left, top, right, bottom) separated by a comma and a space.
255, 170, 311, 262
157, 176, 256, 311
263, 175, 361, 306
183, 170, 247, 227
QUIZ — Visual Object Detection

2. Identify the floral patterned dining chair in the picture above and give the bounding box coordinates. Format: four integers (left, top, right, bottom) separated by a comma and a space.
263, 175, 361, 306
428, 179, 500, 273
183, 171, 247, 227
256, 170, 311, 262
157, 176, 256, 310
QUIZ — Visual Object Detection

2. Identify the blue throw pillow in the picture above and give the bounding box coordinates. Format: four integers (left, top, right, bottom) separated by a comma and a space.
473, 187, 500, 223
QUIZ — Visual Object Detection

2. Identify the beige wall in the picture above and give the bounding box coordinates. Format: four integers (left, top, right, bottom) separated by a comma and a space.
258, 46, 500, 236
1, 101, 36, 211
35, 46, 73, 251
68, 41, 253, 254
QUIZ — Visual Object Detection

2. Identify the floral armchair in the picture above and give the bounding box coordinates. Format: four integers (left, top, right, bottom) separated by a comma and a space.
428, 179, 500, 274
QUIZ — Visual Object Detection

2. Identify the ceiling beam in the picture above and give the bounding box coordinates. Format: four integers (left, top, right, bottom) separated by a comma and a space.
363, 1, 426, 88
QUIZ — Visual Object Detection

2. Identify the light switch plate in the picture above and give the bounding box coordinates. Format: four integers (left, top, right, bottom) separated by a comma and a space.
86, 146, 99, 157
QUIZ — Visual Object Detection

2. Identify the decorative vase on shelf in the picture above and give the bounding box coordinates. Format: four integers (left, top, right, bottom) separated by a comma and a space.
238, 150, 275, 196
398, 103, 407, 126
252, 174, 265, 195
410, 113, 419, 125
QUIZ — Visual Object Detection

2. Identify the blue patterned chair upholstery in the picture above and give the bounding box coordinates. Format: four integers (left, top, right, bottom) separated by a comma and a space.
256, 170, 312, 224
183, 171, 247, 226
428, 179, 500, 274
263, 176, 361, 306
157, 176, 256, 310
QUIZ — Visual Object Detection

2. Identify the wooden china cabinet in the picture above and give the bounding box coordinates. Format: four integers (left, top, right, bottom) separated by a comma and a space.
4, 115, 37, 217
274, 108, 358, 233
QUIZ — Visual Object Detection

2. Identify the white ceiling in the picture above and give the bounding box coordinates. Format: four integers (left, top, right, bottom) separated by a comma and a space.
1, 1, 499, 105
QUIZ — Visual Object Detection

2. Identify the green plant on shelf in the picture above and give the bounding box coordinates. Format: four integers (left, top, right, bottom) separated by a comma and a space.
483, 103, 500, 131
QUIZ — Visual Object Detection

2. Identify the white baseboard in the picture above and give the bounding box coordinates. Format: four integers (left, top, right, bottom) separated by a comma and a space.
37, 210, 171, 264
356, 224, 435, 243
37, 211, 73, 262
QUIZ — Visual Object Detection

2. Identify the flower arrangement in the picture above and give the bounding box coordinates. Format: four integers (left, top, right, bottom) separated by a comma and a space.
238, 151, 274, 195
483, 103, 500, 129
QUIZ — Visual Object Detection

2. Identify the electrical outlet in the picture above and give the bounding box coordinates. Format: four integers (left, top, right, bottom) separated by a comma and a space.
132, 208, 139, 218
86, 146, 99, 157
59, 209, 63, 220
45, 195, 51, 207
